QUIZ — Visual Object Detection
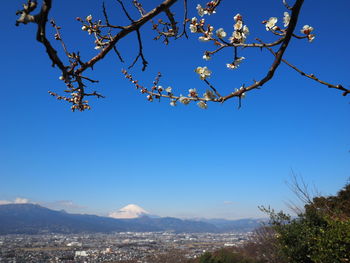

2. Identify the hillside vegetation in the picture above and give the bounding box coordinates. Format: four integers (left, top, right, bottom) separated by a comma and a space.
195, 182, 350, 263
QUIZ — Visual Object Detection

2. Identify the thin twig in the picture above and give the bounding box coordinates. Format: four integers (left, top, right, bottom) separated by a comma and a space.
262, 42, 350, 96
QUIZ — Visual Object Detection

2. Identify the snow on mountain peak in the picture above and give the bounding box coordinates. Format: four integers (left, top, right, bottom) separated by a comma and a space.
108, 204, 150, 219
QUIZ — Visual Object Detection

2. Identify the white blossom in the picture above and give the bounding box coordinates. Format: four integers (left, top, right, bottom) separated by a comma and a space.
157, 85, 163, 92
190, 24, 197, 33
234, 13, 242, 22
165, 87, 172, 93
234, 20, 243, 31
242, 25, 249, 37
229, 31, 243, 43
283, 12, 290, 27
86, 14, 93, 22
191, 17, 197, 23
94, 45, 102, 50
198, 36, 211, 42
195, 66, 212, 80
197, 101, 208, 109
188, 88, 198, 97
59, 76, 64, 80
301, 25, 314, 35
307, 34, 315, 42
170, 100, 177, 106
196, 4, 207, 17
73, 96, 80, 104
203, 90, 216, 100
216, 28, 227, 38
266, 17, 278, 31
226, 57, 245, 69
147, 95, 153, 101
81, 25, 88, 31
203, 53, 211, 61
179, 95, 191, 105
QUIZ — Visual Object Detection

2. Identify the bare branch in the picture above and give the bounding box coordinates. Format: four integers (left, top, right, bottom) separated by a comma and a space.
263, 44, 350, 96
283, 0, 293, 10
128, 29, 148, 71
75, 0, 178, 75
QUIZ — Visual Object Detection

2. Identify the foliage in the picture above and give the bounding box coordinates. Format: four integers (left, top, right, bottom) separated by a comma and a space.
198, 248, 262, 263
264, 182, 350, 263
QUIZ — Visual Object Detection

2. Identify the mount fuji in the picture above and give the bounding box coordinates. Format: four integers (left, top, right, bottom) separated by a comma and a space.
108, 204, 157, 219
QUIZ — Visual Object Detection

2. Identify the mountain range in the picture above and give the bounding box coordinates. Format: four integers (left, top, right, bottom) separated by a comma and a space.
0, 204, 265, 235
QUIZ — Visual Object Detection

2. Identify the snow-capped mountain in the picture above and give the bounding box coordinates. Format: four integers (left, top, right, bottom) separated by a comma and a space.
108, 204, 150, 219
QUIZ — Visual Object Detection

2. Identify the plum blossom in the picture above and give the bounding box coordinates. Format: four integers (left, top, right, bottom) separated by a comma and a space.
266, 17, 278, 31
301, 25, 314, 35
283, 12, 290, 27
197, 101, 208, 109
203, 90, 216, 101
147, 95, 153, 101
229, 31, 243, 43
234, 13, 242, 22
226, 57, 245, 69
170, 100, 177, 106
188, 88, 198, 97
179, 95, 191, 105
165, 87, 172, 93
234, 20, 243, 31
242, 25, 249, 38
216, 28, 227, 38
301, 25, 315, 42
86, 15, 92, 22
199, 36, 211, 42
190, 24, 197, 33
203, 53, 211, 61
196, 4, 207, 17
195, 66, 212, 80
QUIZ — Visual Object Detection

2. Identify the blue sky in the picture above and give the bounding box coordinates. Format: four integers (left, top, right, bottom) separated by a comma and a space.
0, 0, 349, 219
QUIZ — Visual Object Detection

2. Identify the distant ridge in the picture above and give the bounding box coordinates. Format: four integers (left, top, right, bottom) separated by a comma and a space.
0, 204, 263, 235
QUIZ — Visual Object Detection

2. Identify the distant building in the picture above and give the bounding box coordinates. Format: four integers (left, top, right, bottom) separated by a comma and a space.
75, 251, 88, 257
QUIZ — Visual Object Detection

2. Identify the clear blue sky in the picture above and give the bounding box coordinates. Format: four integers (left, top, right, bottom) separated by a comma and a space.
0, 0, 349, 219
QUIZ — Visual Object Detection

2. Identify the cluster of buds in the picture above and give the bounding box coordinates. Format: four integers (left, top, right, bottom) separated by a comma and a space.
301, 25, 315, 42
189, 17, 215, 43
48, 91, 91, 112
15, 0, 37, 26
196, 1, 219, 17
235, 86, 246, 98
77, 15, 111, 49
50, 20, 62, 40
229, 14, 249, 44
152, 18, 178, 44
199, 24, 214, 42
123, 70, 217, 109
189, 17, 204, 33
